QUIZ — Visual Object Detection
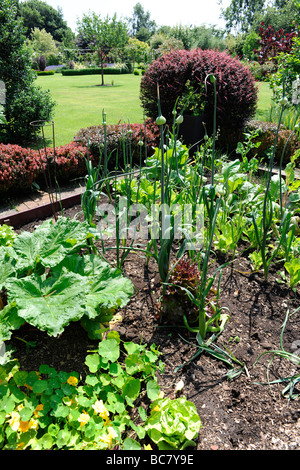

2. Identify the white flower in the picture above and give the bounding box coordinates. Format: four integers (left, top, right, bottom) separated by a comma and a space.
175, 379, 184, 392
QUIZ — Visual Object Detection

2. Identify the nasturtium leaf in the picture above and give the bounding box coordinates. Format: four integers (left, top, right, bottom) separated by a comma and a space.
85, 354, 101, 373
56, 428, 70, 448
138, 406, 148, 422
51, 404, 70, 418
13, 370, 28, 387
48, 423, 60, 437
39, 433, 54, 450
146, 380, 160, 401
125, 354, 143, 375
123, 437, 141, 450
122, 377, 141, 406
32, 380, 48, 394
19, 406, 33, 422
85, 375, 99, 387
98, 338, 120, 363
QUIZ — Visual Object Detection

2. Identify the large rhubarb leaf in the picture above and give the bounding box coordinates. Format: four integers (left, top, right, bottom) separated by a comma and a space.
5, 253, 134, 338
38, 217, 95, 267
7, 272, 87, 337
12, 219, 52, 273
0, 247, 16, 290
12, 217, 95, 272
51, 254, 134, 318
0, 303, 25, 342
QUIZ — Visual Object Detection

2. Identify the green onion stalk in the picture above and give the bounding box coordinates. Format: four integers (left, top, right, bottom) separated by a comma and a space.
252, 90, 292, 280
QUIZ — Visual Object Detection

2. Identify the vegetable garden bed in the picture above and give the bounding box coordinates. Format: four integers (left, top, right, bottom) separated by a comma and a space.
3, 201, 300, 450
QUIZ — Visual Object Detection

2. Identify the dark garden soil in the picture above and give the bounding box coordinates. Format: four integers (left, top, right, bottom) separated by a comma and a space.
8, 203, 300, 451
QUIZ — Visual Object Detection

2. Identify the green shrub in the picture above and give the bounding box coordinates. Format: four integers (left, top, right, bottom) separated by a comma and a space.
0, 0, 55, 145
61, 66, 131, 76
36, 70, 55, 76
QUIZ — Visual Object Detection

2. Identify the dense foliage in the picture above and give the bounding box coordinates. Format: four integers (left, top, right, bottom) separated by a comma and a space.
74, 120, 160, 167
0, 142, 92, 193
140, 49, 258, 135
0, 0, 55, 144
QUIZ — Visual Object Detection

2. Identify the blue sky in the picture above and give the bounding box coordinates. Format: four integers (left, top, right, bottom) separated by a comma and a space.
30, 0, 230, 32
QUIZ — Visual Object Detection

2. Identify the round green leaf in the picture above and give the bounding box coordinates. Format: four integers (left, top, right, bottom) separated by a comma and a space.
32, 380, 48, 394
123, 437, 141, 450
146, 380, 160, 401
98, 338, 120, 363
85, 354, 100, 373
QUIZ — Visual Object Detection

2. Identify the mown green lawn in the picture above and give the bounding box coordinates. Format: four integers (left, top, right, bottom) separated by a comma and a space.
254, 81, 273, 120
37, 73, 144, 146
37, 73, 273, 147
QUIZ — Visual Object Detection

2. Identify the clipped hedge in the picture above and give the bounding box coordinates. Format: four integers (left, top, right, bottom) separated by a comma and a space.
61, 67, 131, 76
36, 70, 55, 76
0, 142, 93, 194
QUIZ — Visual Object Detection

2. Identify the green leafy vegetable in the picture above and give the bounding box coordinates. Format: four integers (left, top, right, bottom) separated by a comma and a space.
145, 396, 202, 450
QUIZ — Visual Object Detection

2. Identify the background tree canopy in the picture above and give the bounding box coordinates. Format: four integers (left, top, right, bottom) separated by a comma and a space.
18, 0, 74, 43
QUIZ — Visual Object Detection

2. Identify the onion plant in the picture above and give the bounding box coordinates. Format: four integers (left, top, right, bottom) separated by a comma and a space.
251, 93, 294, 280
254, 306, 300, 401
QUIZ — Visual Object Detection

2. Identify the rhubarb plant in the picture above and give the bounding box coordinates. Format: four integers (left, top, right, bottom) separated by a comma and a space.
0, 217, 134, 345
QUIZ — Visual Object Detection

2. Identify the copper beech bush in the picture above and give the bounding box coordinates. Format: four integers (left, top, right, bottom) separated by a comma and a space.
140, 49, 258, 135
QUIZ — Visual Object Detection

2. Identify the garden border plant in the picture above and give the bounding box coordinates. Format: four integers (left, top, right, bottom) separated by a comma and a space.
0, 332, 202, 450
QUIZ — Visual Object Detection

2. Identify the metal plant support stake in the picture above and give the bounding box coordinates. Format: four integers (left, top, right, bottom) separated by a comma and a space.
30, 120, 58, 220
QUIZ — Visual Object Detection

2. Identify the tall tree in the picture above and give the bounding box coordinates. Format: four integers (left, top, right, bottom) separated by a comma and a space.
0, 0, 55, 143
220, 0, 266, 32
76, 13, 129, 86
129, 3, 156, 41
18, 0, 73, 43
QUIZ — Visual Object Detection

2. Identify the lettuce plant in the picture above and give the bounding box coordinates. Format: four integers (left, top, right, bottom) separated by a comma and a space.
145, 396, 202, 450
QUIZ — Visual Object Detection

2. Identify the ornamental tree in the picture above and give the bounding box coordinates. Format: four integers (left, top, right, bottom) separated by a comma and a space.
254, 22, 298, 64
76, 13, 129, 86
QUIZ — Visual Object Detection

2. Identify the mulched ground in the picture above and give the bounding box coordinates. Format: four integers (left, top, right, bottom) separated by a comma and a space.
8, 203, 300, 451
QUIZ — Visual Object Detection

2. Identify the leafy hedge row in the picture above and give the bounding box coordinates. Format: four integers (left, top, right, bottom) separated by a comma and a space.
0, 142, 92, 194
61, 67, 131, 76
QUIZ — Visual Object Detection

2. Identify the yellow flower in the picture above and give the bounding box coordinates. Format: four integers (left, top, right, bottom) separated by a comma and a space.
92, 400, 110, 422
78, 410, 90, 428
67, 376, 78, 386
144, 444, 153, 450
7, 411, 20, 432
19, 418, 39, 433
100, 426, 118, 448
152, 405, 160, 412
34, 404, 43, 417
